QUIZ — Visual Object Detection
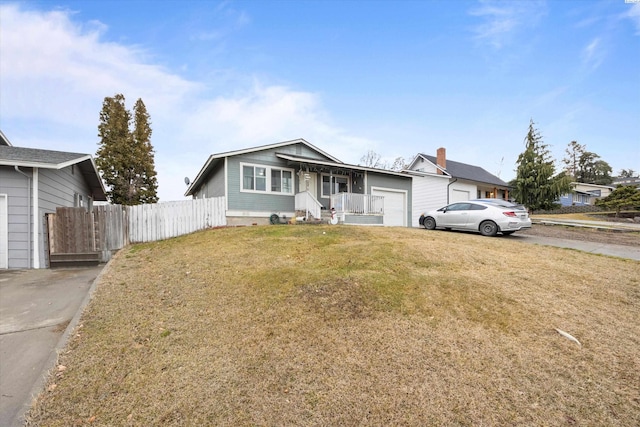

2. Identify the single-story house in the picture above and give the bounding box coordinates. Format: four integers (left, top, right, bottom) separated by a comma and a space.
612, 177, 640, 188
185, 138, 413, 227
559, 182, 615, 206
0, 134, 106, 269
405, 148, 510, 227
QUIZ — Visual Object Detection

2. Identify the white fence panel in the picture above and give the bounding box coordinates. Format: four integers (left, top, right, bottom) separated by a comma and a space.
127, 197, 226, 243
330, 193, 384, 215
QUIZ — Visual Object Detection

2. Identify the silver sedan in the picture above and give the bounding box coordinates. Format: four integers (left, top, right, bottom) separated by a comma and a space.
418, 199, 532, 237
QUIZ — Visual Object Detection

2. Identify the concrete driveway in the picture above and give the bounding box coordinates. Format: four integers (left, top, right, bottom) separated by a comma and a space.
0, 266, 104, 427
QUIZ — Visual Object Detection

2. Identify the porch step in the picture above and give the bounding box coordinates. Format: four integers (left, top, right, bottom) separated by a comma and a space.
50, 252, 100, 268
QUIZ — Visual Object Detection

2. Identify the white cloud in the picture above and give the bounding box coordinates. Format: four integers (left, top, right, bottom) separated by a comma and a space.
581, 37, 605, 70
190, 3, 250, 41
623, 3, 640, 35
0, 4, 197, 127
0, 3, 376, 201
469, 0, 547, 49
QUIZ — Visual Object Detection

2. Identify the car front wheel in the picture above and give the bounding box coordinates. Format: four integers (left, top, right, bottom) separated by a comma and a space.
479, 220, 498, 237
424, 217, 436, 230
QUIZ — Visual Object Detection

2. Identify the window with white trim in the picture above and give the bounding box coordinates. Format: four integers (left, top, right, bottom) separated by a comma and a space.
241, 163, 294, 195
271, 169, 292, 193
321, 174, 349, 198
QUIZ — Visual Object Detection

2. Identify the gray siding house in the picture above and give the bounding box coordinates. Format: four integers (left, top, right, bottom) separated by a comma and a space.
0, 141, 106, 269
185, 139, 413, 226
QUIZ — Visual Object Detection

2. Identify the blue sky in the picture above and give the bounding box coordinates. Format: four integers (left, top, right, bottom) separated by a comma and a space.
1, 0, 639, 201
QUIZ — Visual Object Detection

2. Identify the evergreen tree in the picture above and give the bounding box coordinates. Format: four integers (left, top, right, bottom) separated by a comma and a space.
595, 185, 640, 217
618, 169, 637, 178
96, 94, 159, 205
131, 99, 159, 203
576, 151, 613, 185
512, 120, 571, 212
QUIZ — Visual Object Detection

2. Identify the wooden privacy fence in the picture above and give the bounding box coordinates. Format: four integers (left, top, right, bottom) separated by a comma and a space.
47, 197, 226, 265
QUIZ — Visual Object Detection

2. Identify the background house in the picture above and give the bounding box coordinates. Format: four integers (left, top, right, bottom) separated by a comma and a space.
406, 147, 510, 227
612, 176, 640, 189
0, 138, 106, 269
185, 138, 413, 226
559, 182, 615, 206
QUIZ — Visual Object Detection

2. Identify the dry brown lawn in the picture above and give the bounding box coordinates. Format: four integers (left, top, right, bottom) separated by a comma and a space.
27, 225, 640, 426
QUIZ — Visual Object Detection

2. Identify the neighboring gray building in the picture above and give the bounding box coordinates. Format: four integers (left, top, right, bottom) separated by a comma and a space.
0, 142, 106, 269
185, 138, 413, 227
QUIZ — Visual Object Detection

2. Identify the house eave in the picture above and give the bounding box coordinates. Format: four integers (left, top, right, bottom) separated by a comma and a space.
275, 153, 412, 178
0, 154, 107, 201
401, 169, 451, 179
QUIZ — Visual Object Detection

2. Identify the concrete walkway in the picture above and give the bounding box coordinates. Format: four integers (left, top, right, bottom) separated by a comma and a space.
0, 266, 104, 427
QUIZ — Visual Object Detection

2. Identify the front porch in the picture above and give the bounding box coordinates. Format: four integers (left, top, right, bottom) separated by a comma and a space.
294, 191, 385, 225
477, 186, 509, 200
277, 151, 410, 227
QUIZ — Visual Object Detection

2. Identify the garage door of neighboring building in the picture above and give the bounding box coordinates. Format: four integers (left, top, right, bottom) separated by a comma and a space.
372, 188, 406, 227
0, 194, 7, 269
451, 189, 470, 202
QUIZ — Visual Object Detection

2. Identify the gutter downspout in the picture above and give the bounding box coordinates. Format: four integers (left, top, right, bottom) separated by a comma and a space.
32, 168, 39, 268
447, 178, 458, 204
14, 166, 32, 268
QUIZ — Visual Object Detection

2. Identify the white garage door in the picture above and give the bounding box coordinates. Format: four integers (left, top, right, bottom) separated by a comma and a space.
372, 188, 406, 226
451, 189, 470, 202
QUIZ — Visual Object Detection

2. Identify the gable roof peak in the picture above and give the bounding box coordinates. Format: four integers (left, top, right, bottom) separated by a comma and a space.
417, 151, 507, 187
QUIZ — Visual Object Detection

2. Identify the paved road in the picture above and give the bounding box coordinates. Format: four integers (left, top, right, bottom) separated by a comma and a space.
0, 266, 104, 427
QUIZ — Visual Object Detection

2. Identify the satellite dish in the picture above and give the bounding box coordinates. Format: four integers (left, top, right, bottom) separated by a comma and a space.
184, 177, 190, 185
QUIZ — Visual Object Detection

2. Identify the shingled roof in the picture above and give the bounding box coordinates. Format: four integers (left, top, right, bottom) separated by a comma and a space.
0, 146, 91, 167
421, 154, 507, 187
0, 145, 107, 201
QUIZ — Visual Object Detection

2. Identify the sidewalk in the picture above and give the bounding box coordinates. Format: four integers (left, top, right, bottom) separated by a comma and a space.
523, 217, 640, 260
0, 266, 105, 427
514, 234, 640, 260
532, 217, 640, 231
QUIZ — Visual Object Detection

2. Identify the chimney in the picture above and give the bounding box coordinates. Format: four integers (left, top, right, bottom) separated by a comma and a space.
436, 147, 446, 174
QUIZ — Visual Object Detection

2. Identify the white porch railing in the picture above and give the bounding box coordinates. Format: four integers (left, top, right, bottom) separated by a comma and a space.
331, 193, 384, 215
295, 191, 322, 219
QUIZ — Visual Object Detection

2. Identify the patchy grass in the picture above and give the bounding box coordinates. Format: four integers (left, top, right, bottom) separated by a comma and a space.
27, 226, 640, 426
531, 211, 640, 222
531, 213, 599, 221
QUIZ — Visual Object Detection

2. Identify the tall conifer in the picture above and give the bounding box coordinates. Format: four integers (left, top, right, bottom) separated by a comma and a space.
513, 120, 570, 212
96, 94, 159, 204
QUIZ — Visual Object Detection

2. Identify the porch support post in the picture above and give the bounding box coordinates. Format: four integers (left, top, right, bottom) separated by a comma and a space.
329, 170, 333, 209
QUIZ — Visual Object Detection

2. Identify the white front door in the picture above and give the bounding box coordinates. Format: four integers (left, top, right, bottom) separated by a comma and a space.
299, 172, 318, 200
0, 194, 7, 269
